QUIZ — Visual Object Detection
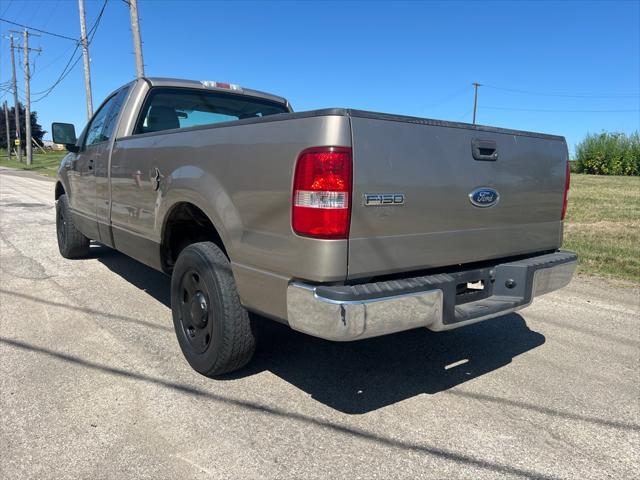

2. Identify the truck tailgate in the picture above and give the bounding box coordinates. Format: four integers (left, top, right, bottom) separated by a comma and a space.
348, 111, 568, 280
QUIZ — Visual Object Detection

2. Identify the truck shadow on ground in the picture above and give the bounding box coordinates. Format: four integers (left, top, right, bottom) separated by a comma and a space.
96, 246, 545, 414
240, 315, 544, 414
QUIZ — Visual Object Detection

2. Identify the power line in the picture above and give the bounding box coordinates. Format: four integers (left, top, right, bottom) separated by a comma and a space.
457, 107, 473, 121
0, 17, 78, 43
482, 84, 639, 99
31, 0, 108, 103
41, 0, 62, 30
418, 85, 470, 112
482, 106, 639, 113
26, 1, 44, 27
1, 1, 13, 18
31, 47, 81, 99
33, 44, 76, 73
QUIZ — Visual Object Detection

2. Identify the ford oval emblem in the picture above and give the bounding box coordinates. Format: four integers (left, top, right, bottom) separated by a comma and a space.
469, 187, 500, 208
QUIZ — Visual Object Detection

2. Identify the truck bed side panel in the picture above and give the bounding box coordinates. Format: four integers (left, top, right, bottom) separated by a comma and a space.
109, 115, 352, 320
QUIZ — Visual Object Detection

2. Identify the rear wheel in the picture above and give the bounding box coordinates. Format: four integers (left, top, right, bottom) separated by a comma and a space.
56, 194, 90, 258
170, 241, 256, 376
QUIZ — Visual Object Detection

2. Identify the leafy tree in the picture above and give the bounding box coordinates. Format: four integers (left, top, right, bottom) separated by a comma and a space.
0, 102, 46, 149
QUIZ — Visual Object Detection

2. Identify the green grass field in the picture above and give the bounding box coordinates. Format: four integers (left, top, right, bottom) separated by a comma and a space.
564, 174, 639, 282
1, 152, 638, 282
0, 150, 66, 177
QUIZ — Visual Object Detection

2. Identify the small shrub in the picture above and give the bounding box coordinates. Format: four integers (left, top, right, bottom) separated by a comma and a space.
575, 131, 640, 176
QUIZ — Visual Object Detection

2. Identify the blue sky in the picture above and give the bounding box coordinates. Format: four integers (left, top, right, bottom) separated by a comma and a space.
1, 0, 638, 154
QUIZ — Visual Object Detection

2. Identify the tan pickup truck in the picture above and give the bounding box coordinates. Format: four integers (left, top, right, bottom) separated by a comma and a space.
52, 77, 576, 376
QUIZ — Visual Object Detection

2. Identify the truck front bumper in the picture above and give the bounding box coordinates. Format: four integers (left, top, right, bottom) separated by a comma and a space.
286, 250, 577, 341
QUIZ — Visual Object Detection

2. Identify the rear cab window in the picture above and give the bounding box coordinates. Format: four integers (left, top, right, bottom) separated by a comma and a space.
134, 87, 289, 135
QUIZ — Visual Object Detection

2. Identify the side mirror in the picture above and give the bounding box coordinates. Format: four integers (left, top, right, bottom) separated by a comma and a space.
52, 122, 78, 152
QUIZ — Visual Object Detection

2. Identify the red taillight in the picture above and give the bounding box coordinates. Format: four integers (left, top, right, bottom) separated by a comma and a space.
292, 147, 352, 239
561, 160, 570, 220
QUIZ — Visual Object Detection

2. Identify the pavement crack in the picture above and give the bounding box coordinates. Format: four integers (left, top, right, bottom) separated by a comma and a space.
175, 454, 215, 477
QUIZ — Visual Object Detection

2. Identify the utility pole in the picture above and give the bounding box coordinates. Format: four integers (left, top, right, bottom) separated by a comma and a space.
78, 0, 93, 119
472, 82, 481, 125
23, 29, 42, 166
128, 0, 145, 78
9, 34, 22, 163
3, 101, 10, 160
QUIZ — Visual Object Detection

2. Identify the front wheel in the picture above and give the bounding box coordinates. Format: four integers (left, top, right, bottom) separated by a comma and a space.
170, 242, 256, 376
56, 194, 90, 258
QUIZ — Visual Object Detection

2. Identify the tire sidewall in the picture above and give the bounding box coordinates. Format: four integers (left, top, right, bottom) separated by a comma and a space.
55, 194, 90, 258
56, 195, 69, 256
170, 244, 233, 374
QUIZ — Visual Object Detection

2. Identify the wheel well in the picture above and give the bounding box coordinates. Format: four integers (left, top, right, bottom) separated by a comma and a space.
161, 202, 226, 272
55, 182, 65, 200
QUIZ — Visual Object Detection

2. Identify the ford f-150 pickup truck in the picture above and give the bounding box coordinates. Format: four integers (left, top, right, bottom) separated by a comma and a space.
52, 77, 577, 376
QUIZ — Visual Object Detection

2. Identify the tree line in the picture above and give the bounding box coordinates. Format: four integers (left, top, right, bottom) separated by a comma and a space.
574, 131, 639, 176
0, 103, 46, 150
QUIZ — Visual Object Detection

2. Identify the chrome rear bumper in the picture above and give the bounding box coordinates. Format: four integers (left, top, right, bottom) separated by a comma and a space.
286, 251, 577, 341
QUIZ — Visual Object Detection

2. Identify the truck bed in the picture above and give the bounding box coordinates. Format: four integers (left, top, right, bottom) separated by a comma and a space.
109, 105, 568, 282
107, 100, 567, 320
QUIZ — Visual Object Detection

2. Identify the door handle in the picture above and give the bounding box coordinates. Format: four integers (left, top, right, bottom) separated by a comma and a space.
151, 167, 162, 191
88, 159, 94, 170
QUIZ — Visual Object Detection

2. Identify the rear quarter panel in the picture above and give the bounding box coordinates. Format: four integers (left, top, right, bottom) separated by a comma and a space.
109, 114, 352, 319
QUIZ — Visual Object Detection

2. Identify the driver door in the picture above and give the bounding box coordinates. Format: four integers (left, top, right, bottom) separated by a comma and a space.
67, 93, 119, 240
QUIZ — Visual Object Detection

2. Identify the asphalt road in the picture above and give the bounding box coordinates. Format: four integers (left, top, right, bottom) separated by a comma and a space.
1, 168, 638, 480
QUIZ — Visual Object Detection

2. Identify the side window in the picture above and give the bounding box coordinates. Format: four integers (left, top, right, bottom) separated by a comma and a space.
84, 87, 129, 148
84, 95, 117, 147
101, 87, 130, 141
134, 87, 289, 135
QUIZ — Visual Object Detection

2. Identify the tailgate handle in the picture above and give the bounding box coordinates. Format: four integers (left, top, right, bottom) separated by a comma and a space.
472, 139, 498, 161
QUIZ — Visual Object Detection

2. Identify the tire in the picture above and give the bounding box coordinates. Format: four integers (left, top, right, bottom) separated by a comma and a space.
56, 194, 90, 258
170, 241, 256, 376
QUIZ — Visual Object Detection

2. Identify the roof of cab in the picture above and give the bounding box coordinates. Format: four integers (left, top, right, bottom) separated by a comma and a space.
143, 77, 289, 108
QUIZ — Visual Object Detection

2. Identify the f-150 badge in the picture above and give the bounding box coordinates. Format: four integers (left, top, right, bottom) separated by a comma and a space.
469, 187, 499, 208
363, 193, 405, 206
